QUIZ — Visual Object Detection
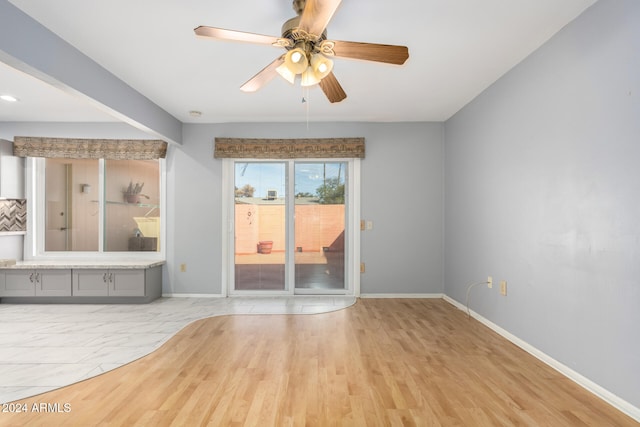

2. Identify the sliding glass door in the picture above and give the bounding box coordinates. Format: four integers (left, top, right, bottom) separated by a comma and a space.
234, 162, 287, 291
231, 160, 350, 294
294, 163, 345, 291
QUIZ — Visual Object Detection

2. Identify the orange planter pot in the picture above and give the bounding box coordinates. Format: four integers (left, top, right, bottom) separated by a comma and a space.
258, 241, 273, 254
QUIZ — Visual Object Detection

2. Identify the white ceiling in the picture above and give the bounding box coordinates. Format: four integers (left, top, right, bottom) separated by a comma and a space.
1, 0, 597, 125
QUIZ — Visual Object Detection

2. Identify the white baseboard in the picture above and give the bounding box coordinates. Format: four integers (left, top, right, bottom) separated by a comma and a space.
360, 293, 444, 299
161, 294, 354, 299
443, 295, 640, 423
162, 293, 224, 298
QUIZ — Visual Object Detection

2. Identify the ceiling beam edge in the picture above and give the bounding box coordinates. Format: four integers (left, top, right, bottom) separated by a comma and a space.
0, 0, 182, 145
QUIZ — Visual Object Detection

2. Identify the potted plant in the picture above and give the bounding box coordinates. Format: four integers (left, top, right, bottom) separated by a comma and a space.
123, 181, 149, 204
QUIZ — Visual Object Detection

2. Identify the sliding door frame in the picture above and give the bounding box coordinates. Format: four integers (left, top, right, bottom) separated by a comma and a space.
221, 158, 360, 297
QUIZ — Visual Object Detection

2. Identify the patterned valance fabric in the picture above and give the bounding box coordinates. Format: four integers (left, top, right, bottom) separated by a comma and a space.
13, 137, 167, 160
214, 137, 365, 159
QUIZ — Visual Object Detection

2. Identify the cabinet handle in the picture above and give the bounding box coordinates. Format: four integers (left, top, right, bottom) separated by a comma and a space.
35, 273, 40, 283
29, 273, 34, 283
103, 273, 108, 283
109, 273, 114, 283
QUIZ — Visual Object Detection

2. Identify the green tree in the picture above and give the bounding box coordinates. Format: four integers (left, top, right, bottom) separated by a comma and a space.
316, 177, 344, 204
235, 184, 255, 197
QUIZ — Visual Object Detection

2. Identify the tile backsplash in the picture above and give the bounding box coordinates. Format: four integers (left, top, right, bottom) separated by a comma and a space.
0, 199, 26, 232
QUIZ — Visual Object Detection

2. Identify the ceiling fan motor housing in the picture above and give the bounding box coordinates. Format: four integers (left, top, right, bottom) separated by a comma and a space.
281, 15, 327, 55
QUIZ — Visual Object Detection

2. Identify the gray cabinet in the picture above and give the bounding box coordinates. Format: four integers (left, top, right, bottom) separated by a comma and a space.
72, 269, 109, 296
1, 270, 31, 296
73, 269, 145, 297
109, 269, 146, 296
0, 269, 71, 297
0, 264, 161, 302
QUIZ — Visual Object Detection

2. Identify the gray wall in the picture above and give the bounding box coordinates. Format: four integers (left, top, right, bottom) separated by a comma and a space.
0, 121, 444, 296
166, 122, 444, 295
444, 0, 639, 408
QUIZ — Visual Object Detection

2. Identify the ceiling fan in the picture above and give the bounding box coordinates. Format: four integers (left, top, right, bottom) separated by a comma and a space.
194, 0, 409, 103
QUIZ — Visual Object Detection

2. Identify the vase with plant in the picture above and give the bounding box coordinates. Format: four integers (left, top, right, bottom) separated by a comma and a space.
123, 181, 149, 204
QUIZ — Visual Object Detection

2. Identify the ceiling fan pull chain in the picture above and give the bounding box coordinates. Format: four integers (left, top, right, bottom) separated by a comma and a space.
301, 86, 310, 130
306, 87, 310, 130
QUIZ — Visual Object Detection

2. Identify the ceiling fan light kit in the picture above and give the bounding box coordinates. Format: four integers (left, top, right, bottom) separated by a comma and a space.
195, 0, 409, 103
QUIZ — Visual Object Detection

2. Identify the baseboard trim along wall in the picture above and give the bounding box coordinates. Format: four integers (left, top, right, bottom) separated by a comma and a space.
162, 293, 225, 298
443, 295, 640, 423
360, 293, 444, 299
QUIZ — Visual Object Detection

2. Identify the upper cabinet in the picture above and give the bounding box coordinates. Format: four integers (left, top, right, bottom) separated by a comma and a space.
0, 139, 24, 199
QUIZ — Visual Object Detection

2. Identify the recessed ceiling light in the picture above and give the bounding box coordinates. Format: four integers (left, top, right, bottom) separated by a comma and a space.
0, 95, 18, 102
189, 110, 202, 117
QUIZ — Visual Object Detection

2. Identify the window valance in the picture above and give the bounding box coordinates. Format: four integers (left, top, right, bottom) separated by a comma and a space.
13, 137, 167, 160
214, 137, 365, 159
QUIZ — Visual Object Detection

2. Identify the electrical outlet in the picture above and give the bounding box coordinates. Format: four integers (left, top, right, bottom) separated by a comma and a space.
360, 262, 365, 273
500, 280, 507, 296
360, 220, 365, 231
366, 221, 373, 230
487, 276, 493, 288
180, 263, 187, 273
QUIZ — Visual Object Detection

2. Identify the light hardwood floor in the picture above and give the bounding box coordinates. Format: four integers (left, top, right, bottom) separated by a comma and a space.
1, 299, 637, 426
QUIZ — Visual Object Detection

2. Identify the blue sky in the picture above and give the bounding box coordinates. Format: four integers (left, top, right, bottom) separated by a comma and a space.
235, 162, 345, 198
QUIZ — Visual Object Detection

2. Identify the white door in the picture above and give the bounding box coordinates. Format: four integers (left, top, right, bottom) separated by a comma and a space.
44, 161, 70, 251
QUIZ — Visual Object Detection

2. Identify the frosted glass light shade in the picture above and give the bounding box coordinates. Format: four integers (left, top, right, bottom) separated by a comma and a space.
283, 48, 308, 74
276, 63, 297, 84
300, 68, 321, 87
310, 54, 333, 80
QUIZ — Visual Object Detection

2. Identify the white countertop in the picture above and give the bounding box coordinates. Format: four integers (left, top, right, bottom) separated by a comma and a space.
0, 259, 165, 269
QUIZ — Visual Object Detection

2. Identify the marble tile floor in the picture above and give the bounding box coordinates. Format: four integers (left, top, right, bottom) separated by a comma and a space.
0, 296, 356, 403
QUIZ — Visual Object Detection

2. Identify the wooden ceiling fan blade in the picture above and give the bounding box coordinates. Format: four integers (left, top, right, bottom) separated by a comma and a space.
194, 26, 280, 45
318, 72, 347, 103
298, 0, 342, 40
330, 40, 409, 65
240, 57, 285, 93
